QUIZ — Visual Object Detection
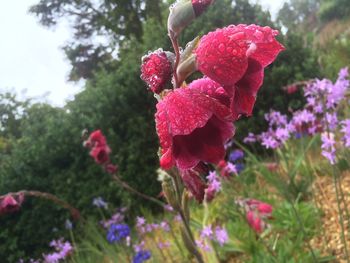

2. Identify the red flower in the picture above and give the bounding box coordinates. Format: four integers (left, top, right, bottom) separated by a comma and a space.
181, 170, 206, 202
192, 0, 214, 17
105, 164, 118, 174
195, 24, 284, 119
141, 50, 173, 94
155, 78, 235, 170
246, 211, 263, 233
86, 130, 111, 165
90, 145, 111, 164
0, 194, 24, 215
88, 130, 107, 147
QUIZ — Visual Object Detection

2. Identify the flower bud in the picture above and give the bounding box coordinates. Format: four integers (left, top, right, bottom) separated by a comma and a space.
168, 0, 195, 38
162, 177, 179, 210
141, 50, 173, 94
168, 1, 214, 38
192, 0, 214, 17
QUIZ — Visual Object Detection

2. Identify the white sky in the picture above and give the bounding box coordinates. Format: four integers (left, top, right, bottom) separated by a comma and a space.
0, 0, 285, 107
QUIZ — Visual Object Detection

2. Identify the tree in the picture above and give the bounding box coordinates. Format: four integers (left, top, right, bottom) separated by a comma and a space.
29, 0, 163, 81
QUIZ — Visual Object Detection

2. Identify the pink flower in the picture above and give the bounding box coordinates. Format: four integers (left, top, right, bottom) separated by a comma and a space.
105, 164, 118, 174
155, 78, 235, 170
0, 194, 24, 215
246, 211, 263, 233
85, 130, 112, 165
88, 130, 107, 147
195, 24, 284, 119
90, 145, 111, 164
141, 50, 173, 94
192, 0, 214, 17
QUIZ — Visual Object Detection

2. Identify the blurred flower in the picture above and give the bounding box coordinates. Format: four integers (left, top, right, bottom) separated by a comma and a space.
195, 239, 211, 251
243, 132, 257, 143
200, 225, 213, 239
92, 197, 108, 209
246, 211, 264, 233
160, 221, 170, 232
101, 212, 125, 229
163, 204, 174, 212
105, 164, 118, 174
215, 226, 229, 246
107, 224, 130, 243
43, 239, 73, 263
133, 241, 145, 253
65, 219, 73, 230
321, 132, 336, 165
228, 149, 244, 162
0, 193, 24, 215
341, 119, 350, 147
157, 241, 171, 249
132, 250, 151, 263
238, 199, 273, 233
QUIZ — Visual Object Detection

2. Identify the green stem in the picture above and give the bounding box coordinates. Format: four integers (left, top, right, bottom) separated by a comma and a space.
111, 174, 166, 208
288, 200, 318, 262
172, 172, 204, 263
332, 167, 350, 262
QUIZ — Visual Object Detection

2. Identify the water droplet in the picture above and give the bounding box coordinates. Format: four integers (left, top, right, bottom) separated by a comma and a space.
218, 43, 225, 53
253, 30, 263, 41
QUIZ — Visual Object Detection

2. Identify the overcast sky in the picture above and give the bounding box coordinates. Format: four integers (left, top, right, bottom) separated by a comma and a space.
0, 0, 286, 107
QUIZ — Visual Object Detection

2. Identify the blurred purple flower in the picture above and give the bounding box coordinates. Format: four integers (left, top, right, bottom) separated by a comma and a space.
243, 132, 257, 144
92, 197, 108, 209
228, 149, 244, 162
215, 226, 229, 246
200, 225, 213, 239
107, 224, 130, 243
321, 132, 336, 165
341, 119, 350, 147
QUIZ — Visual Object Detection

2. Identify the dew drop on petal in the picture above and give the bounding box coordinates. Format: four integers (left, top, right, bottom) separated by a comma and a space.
218, 43, 225, 53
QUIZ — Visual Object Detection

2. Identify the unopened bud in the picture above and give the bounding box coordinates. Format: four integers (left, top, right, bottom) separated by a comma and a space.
168, 0, 195, 38
168, 0, 214, 38
162, 177, 179, 210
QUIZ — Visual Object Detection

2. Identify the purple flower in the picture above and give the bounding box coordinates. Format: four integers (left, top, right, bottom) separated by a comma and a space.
136, 217, 146, 227
195, 239, 211, 251
228, 149, 244, 162
92, 197, 108, 209
163, 204, 174, 212
101, 212, 125, 228
133, 241, 145, 253
157, 241, 171, 249
215, 226, 229, 246
226, 162, 238, 174
235, 163, 245, 173
244, 132, 257, 143
160, 221, 170, 232
200, 225, 213, 239
206, 171, 217, 183
107, 224, 130, 243
43, 239, 73, 263
341, 119, 350, 147
261, 132, 280, 149
325, 112, 338, 131
133, 250, 151, 263
321, 132, 336, 165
